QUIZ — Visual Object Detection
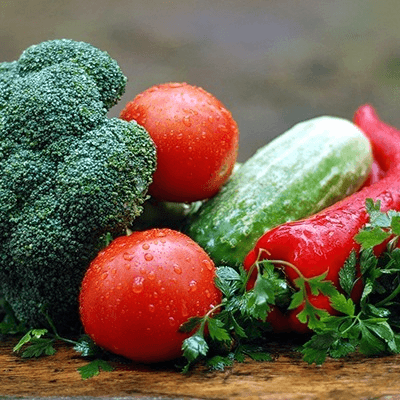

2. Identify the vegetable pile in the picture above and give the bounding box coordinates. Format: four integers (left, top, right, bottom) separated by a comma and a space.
3, 39, 400, 378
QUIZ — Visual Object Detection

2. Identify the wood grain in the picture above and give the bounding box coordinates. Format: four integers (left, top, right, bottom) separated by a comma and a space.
1, 337, 400, 400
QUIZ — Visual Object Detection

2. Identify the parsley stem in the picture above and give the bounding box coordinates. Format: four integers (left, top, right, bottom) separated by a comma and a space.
375, 282, 400, 307
266, 259, 305, 281
42, 308, 78, 346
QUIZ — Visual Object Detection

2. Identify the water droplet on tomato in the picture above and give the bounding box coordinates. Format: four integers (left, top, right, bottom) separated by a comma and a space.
181, 301, 189, 317
148, 304, 155, 312
203, 259, 213, 271
101, 272, 108, 280
148, 270, 156, 280
123, 252, 133, 261
132, 276, 145, 294
183, 115, 192, 127
189, 280, 197, 292
173, 264, 182, 275
142, 243, 150, 250
144, 253, 153, 261
205, 289, 211, 299
169, 317, 175, 327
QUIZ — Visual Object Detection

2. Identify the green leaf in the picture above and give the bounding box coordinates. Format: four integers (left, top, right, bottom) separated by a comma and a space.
339, 250, 357, 296
13, 329, 48, 353
207, 318, 231, 343
181, 332, 209, 363
297, 302, 330, 331
365, 198, 392, 228
382, 248, 400, 272
21, 338, 56, 358
230, 314, 247, 338
179, 316, 203, 334
365, 304, 391, 318
359, 248, 379, 277
288, 291, 305, 311
329, 292, 355, 316
73, 335, 101, 357
365, 198, 381, 215
355, 227, 391, 249
363, 319, 394, 343
391, 215, 400, 236
301, 333, 335, 365
216, 266, 242, 282
358, 321, 387, 356
215, 266, 243, 297
245, 273, 276, 320
205, 354, 234, 371
78, 359, 114, 380
329, 339, 356, 359
360, 280, 374, 306
307, 273, 338, 298
244, 351, 272, 362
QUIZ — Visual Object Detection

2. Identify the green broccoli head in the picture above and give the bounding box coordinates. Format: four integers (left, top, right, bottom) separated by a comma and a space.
0, 40, 156, 331
0, 61, 18, 110
17, 38, 127, 109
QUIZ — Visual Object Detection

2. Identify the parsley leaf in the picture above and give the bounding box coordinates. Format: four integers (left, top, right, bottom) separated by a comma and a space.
339, 250, 357, 296
301, 199, 400, 364
78, 359, 114, 380
355, 227, 391, 249
182, 332, 209, 365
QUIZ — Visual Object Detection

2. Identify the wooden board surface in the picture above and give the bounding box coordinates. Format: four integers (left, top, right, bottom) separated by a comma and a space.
1, 337, 400, 400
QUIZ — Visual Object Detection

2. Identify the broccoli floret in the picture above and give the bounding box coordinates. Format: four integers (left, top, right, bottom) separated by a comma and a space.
16, 38, 126, 109
0, 61, 18, 110
0, 40, 156, 331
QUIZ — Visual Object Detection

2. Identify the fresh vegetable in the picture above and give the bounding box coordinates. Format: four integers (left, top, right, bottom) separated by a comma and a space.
12, 317, 114, 379
120, 82, 239, 203
0, 39, 157, 331
300, 199, 400, 364
180, 263, 284, 371
180, 198, 400, 370
243, 104, 400, 333
186, 116, 373, 268
79, 228, 221, 364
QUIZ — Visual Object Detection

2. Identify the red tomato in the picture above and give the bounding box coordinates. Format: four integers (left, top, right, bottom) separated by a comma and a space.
79, 228, 221, 363
119, 82, 239, 203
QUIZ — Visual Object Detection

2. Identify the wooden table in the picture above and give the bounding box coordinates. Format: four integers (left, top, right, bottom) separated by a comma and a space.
1, 337, 400, 400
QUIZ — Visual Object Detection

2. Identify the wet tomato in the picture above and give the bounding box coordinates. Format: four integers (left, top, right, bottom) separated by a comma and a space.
79, 228, 221, 363
120, 82, 239, 203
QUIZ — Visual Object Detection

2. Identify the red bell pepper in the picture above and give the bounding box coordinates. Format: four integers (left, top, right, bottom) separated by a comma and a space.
243, 104, 400, 333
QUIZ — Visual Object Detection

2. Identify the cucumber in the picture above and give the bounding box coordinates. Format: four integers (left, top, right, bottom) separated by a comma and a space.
185, 116, 373, 267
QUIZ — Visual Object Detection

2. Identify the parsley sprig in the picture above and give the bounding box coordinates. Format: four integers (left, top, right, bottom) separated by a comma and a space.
179, 262, 288, 372
301, 199, 400, 364
182, 198, 400, 369
11, 307, 113, 379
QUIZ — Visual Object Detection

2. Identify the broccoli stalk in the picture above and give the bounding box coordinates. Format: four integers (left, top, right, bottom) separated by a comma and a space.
0, 39, 156, 332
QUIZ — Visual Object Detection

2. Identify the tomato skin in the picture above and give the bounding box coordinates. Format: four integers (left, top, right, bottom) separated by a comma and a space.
79, 228, 221, 363
120, 82, 239, 203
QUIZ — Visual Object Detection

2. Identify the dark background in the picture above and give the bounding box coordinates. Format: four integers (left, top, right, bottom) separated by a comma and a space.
1, 0, 399, 162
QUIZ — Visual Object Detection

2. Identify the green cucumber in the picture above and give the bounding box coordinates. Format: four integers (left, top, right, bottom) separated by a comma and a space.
186, 116, 373, 267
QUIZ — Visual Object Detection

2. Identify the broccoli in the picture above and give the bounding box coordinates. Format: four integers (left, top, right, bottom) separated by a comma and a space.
0, 39, 157, 332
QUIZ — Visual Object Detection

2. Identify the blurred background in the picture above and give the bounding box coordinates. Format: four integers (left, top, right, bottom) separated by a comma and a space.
1, 0, 399, 162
